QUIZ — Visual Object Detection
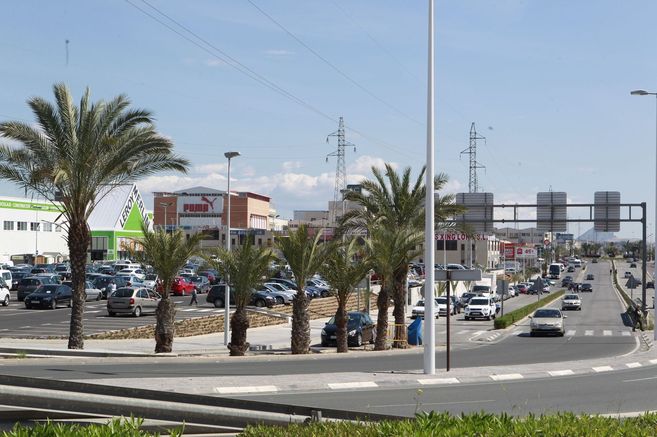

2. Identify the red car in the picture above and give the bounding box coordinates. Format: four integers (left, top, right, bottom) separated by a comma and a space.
170, 277, 195, 296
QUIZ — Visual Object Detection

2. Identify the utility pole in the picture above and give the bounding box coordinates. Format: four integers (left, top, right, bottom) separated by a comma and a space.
460, 122, 486, 193
326, 117, 356, 225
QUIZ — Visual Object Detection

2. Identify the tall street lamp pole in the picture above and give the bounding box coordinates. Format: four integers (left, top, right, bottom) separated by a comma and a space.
631, 89, 657, 341
159, 202, 172, 233
223, 151, 240, 346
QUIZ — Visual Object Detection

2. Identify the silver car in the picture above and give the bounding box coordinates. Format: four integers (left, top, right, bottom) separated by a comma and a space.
107, 287, 160, 317
561, 294, 582, 311
529, 308, 567, 336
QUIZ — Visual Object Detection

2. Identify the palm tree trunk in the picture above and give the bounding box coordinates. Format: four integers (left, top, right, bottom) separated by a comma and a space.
228, 306, 250, 356
67, 219, 90, 350
291, 291, 310, 354
374, 284, 389, 350
391, 268, 409, 349
335, 299, 348, 353
154, 297, 176, 353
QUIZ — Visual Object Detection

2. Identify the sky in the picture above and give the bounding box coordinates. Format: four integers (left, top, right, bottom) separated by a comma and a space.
1, 0, 657, 239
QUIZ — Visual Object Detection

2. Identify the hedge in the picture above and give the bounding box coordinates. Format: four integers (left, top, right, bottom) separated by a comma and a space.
493, 289, 565, 329
243, 411, 657, 436
4, 417, 183, 437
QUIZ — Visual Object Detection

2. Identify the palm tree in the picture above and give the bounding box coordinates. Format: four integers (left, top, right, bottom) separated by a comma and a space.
341, 164, 461, 347
319, 238, 371, 352
366, 224, 422, 350
205, 238, 275, 356
0, 84, 188, 349
129, 227, 202, 353
276, 224, 327, 354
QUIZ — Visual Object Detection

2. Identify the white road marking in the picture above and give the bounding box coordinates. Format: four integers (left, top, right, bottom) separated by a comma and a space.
585, 330, 594, 336
328, 382, 378, 389
650, 359, 657, 365
214, 385, 278, 394
566, 330, 576, 336
456, 330, 469, 335
180, 309, 196, 312
418, 378, 460, 385
548, 370, 574, 376
593, 366, 613, 372
373, 399, 496, 408
197, 309, 214, 312
603, 330, 612, 336
472, 331, 485, 336
622, 331, 632, 336
626, 362, 642, 368
86, 310, 101, 314
511, 330, 523, 336
490, 373, 523, 381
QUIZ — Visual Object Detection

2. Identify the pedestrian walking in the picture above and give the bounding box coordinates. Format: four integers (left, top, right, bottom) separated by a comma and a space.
189, 287, 198, 306
107, 280, 117, 298
632, 305, 643, 332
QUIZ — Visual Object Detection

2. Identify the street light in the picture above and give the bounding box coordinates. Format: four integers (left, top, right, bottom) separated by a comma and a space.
159, 202, 173, 233
631, 89, 657, 341
223, 151, 240, 346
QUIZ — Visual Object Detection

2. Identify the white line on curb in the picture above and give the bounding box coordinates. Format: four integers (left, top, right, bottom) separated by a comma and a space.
585, 330, 594, 336
593, 366, 613, 372
603, 330, 612, 336
417, 378, 460, 385
548, 370, 574, 376
490, 373, 523, 381
214, 385, 278, 394
626, 362, 642, 368
650, 359, 657, 365
328, 382, 378, 389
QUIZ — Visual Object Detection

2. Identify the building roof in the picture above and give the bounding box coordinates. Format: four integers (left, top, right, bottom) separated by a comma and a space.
88, 184, 151, 232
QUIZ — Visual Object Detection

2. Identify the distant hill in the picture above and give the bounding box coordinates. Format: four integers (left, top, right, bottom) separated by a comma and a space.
576, 227, 618, 242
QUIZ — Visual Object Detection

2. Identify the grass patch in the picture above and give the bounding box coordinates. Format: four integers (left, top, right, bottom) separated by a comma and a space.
4, 417, 184, 436
494, 290, 565, 329
242, 411, 657, 436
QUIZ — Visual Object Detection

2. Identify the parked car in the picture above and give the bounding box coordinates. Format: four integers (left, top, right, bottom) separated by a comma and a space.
0, 269, 12, 289
320, 311, 375, 347
530, 308, 566, 336
435, 295, 461, 315
586, 274, 595, 280
459, 292, 477, 306
142, 274, 159, 289
54, 264, 71, 280
630, 263, 637, 268
107, 287, 161, 317
580, 283, 593, 292
259, 283, 294, 305
561, 294, 582, 311
411, 299, 440, 319
62, 281, 103, 301
17, 276, 59, 301
169, 277, 195, 296
592, 258, 598, 263
269, 277, 299, 290
188, 275, 211, 293
94, 275, 130, 299
306, 279, 331, 297
206, 284, 276, 308
198, 271, 218, 284
10, 271, 29, 291
24, 284, 73, 309
0, 284, 9, 306
464, 296, 497, 321
648, 281, 655, 289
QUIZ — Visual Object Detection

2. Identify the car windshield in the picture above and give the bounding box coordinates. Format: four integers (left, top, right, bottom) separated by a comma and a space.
469, 298, 489, 305
36, 285, 58, 293
112, 288, 134, 298
582, 283, 591, 287
534, 309, 561, 318
564, 295, 579, 300
436, 297, 447, 304
145, 274, 157, 280
415, 300, 425, 307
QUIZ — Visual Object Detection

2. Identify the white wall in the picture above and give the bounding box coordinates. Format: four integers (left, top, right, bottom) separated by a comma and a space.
0, 206, 68, 262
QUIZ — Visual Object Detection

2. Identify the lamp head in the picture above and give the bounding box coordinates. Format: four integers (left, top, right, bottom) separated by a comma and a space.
631, 90, 650, 96
224, 151, 241, 159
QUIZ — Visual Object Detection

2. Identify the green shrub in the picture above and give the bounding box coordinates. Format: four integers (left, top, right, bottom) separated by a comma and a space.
241, 411, 657, 436
493, 290, 565, 329
3, 417, 183, 437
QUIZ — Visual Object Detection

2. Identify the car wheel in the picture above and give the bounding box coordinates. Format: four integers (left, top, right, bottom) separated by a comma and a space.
486, 315, 491, 321
355, 333, 363, 347
96, 293, 101, 301
51, 300, 57, 310
2, 295, 8, 306
275, 296, 284, 305
321, 340, 329, 347
25, 303, 31, 309
213, 298, 224, 308
321, 290, 329, 298
464, 316, 470, 321
492, 314, 496, 319
578, 307, 582, 311
530, 331, 535, 337
255, 299, 266, 308
559, 330, 565, 337
133, 306, 142, 317
67, 300, 71, 308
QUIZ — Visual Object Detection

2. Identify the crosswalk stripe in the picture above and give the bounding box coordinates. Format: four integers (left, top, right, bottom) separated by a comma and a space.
603, 330, 612, 336
626, 362, 642, 368
180, 308, 196, 312
86, 310, 101, 314
511, 330, 523, 336
622, 331, 632, 336
566, 330, 576, 336
197, 309, 214, 312
585, 330, 594, 336
456, 330, 469, 335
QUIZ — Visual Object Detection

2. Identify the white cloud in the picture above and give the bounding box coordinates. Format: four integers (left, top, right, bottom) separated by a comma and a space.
241, 165, 256, 177
205, 58, 225, 67
347, 155, 397, 175
282, 160, 302, 171
265, 49, 295, 56
194, 163, 227, 174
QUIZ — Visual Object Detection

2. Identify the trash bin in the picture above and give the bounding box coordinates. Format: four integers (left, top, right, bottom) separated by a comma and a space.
407, 317, 423, 345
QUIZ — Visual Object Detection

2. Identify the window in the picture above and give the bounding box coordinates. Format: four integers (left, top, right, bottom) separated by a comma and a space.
43, 222, 52, 232
17, 222, 27, 231
55, 224, 62, 232
446, 241, 457, 251
30, 222, 40, 231
3, 221, 13, 231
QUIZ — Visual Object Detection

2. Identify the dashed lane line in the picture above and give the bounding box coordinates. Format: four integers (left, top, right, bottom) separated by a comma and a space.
593, 366, 613, 372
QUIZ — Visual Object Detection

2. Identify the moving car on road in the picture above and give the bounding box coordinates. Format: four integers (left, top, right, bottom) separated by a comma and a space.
561, 294, 582, 311
320, 311, 375, 347
24, 284, 73, 309
411, 299, 440, 319
464, 297, 497, 321
107, 287, 161, 317
580, 283, 593, 292
530, 308, 566, 336
586, 274, 594, 280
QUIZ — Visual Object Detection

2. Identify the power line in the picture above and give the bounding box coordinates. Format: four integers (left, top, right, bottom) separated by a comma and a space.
247, 0, 422, 126
127, 0, 413, 158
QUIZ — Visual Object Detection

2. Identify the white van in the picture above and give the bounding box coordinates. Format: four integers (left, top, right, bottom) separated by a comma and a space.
0, 269, 12, 289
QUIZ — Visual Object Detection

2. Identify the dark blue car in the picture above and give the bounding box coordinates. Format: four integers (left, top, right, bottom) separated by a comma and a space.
321, 311, 375, 347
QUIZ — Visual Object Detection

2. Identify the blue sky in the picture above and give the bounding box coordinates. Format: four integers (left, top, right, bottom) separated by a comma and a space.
1, 1, 656, 239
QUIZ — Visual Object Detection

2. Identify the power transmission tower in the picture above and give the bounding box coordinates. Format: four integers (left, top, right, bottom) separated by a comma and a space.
460, 122, 486, 193
326, 116, 356, 224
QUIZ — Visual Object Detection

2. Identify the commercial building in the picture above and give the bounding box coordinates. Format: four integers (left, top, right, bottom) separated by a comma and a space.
434, 232, 502, 270
0, 184, 152, 263
152, 186, 273, 248
493, 227, 549, 246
